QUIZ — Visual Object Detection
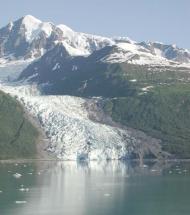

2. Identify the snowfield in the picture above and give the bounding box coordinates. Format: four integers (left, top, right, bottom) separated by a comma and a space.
101, 42, 182, 66
21, 15, 53, 43
0, 83, 136, 160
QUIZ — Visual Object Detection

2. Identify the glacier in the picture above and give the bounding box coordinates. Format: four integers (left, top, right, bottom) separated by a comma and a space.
0, 82, 138, 160
0, 59, 33, 81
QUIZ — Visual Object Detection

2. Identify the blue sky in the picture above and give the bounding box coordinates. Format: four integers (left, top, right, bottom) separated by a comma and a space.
1, 0, 189, 48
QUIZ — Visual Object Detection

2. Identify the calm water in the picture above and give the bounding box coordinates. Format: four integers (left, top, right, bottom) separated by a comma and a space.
0, 160, 190, 215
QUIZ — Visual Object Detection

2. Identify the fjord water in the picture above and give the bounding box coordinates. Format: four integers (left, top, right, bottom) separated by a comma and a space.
0, 161, 190, 215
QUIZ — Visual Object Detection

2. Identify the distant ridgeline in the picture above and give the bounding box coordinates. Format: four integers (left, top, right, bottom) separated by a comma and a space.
0, 91, 38, 159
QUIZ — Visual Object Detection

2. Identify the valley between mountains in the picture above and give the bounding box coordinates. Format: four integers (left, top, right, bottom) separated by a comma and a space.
1, 15, 190, 160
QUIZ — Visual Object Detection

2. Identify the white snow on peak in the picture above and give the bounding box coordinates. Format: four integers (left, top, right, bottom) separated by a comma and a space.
57, 24, 115, 56
6, 15, 115, 56
57, 24, 73, 34
60, 41, 89, 56
117, 42, 149, 54
172, 44, 177, 49
22, 15, 42, 25
20, 15, 53, 43
101, 42, 179, 66
153, 48, 163, 58
113, 36, 136, 44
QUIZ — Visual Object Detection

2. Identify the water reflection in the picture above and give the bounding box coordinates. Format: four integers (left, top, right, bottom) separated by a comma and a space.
0, 160, 190, 215
15, 161, 131, 215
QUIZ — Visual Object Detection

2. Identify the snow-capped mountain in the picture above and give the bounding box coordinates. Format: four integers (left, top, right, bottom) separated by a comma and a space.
1, 15, 190, 94
98, 41, 190, 66
0, 15, 62, 59
0, 15, 190, 66
100, 43, 176, 66
0, 15, 114, 61
139, 42, 190, 63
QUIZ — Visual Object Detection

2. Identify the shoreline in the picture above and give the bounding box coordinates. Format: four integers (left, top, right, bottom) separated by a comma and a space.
1, 158, 190, 164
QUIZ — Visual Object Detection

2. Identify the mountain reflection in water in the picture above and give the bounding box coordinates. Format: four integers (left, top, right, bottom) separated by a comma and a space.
0, 160, 190, 215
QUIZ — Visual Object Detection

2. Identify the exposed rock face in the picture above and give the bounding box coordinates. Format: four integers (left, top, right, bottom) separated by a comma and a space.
139, 42, 190, 63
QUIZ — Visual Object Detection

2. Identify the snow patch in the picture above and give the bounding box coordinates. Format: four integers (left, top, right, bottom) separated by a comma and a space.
72, 65, 78, 71
21, 15, 53, 43
52, 63, 60, 71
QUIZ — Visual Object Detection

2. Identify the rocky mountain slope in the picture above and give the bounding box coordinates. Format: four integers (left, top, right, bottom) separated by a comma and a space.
0, 15, 190, 65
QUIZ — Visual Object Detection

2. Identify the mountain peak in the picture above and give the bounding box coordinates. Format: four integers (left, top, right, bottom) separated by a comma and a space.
16, 15, 54, 43
21, 15, 42, 25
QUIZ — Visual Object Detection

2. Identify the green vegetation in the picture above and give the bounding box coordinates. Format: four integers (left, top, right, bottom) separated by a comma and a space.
0, 91, 39, 159
48, 62, 190, 97
104, 84, 190, 158
46, 64, 140, 97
